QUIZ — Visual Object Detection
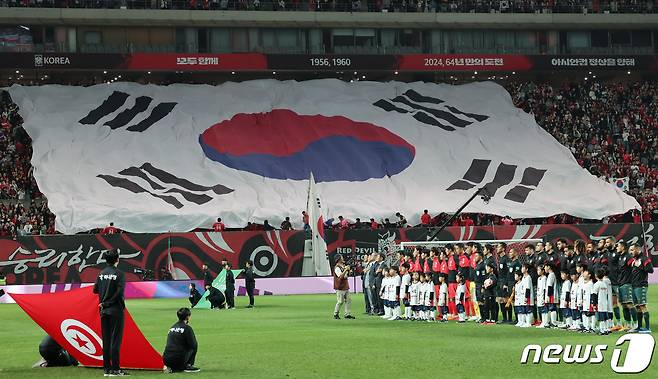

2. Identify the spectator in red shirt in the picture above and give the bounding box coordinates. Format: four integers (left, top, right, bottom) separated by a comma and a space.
369, 218, 378, 229
462, 215, 474, 227
337, 216, 349, 230
500, 216, 514, 226
101, 222, 118, 235
420, 209, 431, 226
212, 217, 225, 232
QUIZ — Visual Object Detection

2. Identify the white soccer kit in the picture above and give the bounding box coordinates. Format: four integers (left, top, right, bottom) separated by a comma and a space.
545, 272, 556, 304
522, 275, 533, 305
593, 280, 609, 312
401, 273, 411, 298
424, 282, 435, 306
514, 281, 525, 307
536, 275, 547, 307
418, 282, 427, 306
456, 283, 466, 305
391, 275, 401, 301
582, 280, 593, 313
603, 277, 613, 313
409, 282, 420, 306
380, 277, 389, 300
570, 280, 579, 311
560, 280, 572, 309
576, 276, 585, 310
438, 283, 448, 306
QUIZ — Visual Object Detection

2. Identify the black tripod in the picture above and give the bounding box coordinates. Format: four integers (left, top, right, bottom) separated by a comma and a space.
427, 187, 490, 242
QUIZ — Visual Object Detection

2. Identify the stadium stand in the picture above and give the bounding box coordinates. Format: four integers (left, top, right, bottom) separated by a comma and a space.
2, 0, 656, 13
0, 91, 55, 237
0, 78, 655, 236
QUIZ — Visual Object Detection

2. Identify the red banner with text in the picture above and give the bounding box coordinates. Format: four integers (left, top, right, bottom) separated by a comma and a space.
0, 223, 655, 285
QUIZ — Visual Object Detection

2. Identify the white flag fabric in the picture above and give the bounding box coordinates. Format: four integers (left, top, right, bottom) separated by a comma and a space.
6, 80, 639, 234
609, 177, 629, 192
166, 249, 178, 280
306, 173, 330, 276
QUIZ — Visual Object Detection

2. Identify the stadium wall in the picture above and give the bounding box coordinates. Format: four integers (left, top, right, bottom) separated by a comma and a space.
0, 223, 655, 286
0, 277, 360, 304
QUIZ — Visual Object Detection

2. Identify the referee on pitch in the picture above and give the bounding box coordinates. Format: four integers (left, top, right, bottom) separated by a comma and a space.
93, 250, 127, 377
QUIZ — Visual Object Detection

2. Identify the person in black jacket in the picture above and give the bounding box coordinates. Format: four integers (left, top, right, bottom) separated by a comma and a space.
473, 251, 486, 323
224, 262, 235, 309
93, 250, 127, 377
244, 260, 256, 308
496, 245, 510, 323
188, 283, 201, 307
201, 264, 213, 287
163, 308, 200, 373
483, 262, 498, 324
204, 284, 225, 309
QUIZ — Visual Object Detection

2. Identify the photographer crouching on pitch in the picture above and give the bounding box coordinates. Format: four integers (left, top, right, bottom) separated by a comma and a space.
333, 254, 355, 320
163, 308, 200, 373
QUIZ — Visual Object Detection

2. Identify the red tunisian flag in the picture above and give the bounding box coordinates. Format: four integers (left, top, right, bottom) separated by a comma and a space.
11, 287, 163, 370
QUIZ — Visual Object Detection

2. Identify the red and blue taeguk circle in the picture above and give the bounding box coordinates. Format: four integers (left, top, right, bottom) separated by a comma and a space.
198, 109, 415, 182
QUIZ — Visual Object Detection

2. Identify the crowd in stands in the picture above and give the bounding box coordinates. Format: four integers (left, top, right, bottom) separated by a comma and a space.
0, 78, 656, 236
508, 80, 657, 224
1, 0, 656, 13
0, 90, 56, 238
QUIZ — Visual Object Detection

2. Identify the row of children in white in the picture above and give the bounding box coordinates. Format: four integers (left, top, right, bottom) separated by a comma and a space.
379, 263, 620, 334
513, 264, 615, 334
380, 267, 467, 322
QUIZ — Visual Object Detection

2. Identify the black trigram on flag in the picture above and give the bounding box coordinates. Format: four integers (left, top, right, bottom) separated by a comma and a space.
373, 89, 489, 131
79, 91, 177, 132
98, 163, 233, 209
447, 159, 547, 203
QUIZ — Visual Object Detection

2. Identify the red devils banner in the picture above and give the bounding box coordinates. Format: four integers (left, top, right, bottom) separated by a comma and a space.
0, 223, 655, 285
11, 287, 163, 370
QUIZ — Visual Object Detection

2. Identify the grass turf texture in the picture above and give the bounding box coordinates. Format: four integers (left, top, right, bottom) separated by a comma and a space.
0, 287, 656, 378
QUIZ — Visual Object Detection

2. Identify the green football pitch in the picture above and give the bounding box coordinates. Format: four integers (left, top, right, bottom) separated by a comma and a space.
0, 287, 656, 378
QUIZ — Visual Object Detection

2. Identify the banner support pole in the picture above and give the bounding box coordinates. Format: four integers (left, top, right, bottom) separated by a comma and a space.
639, 208, 650, 256
427, 187, 485, 241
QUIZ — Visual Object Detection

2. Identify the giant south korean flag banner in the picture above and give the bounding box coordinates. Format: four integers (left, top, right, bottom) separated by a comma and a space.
7, 81, 638, 233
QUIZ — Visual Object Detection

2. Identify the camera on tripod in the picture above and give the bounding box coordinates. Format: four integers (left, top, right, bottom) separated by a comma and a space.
342, 254, 362, 276
133, 268, 154, 281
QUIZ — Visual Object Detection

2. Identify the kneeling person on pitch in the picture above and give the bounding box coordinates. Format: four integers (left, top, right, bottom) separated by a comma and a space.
34, 335, 78, 368
204, 285, 225, 310
163, 308, 200, 373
